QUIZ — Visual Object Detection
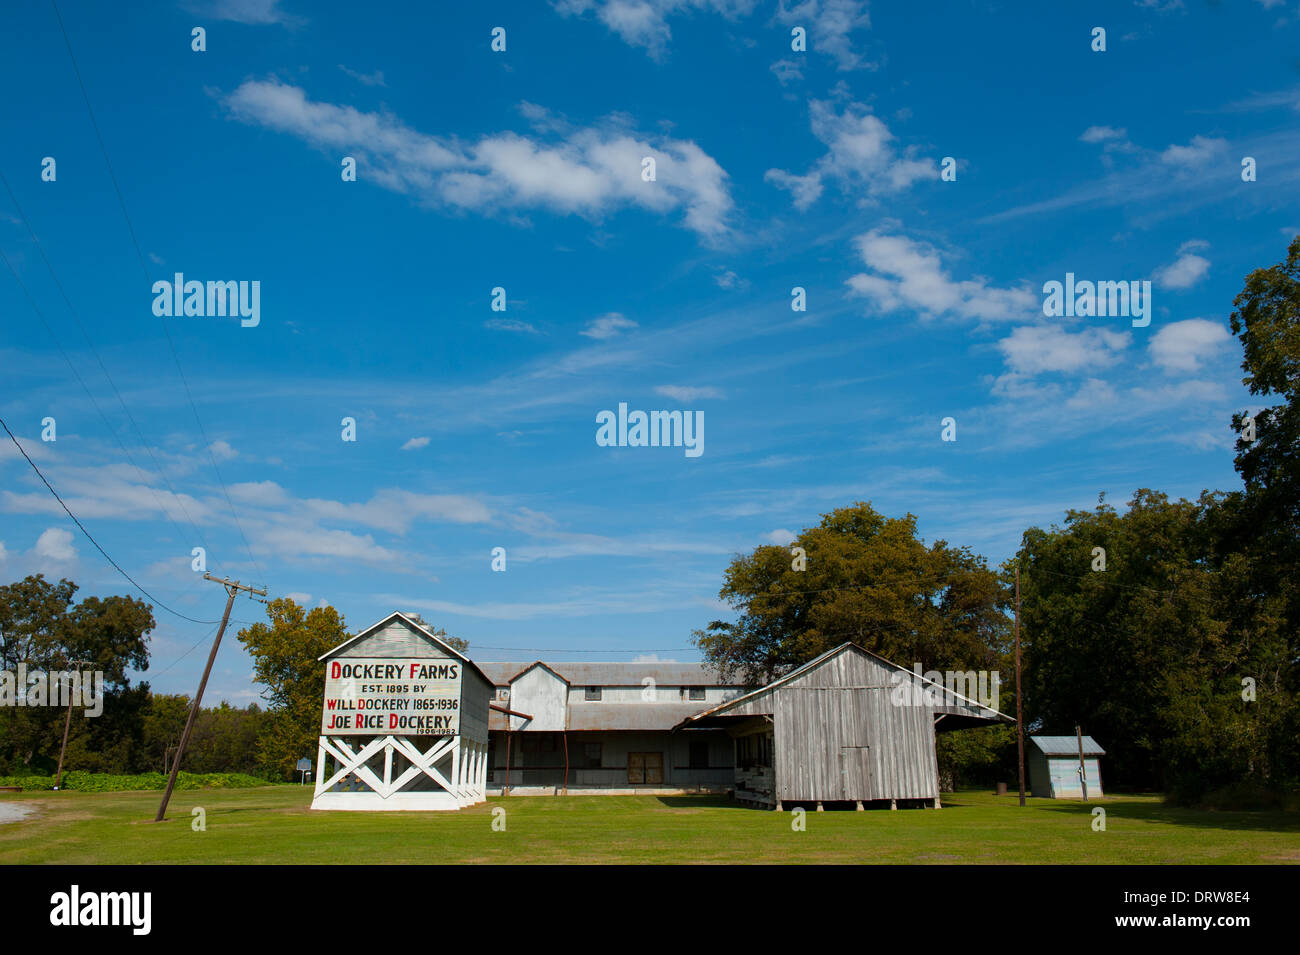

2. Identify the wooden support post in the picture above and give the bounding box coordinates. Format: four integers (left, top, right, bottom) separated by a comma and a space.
816, 801, 824, 812
933, 796, 941, 809
775, 800, 783, 812
890, 798, 897, 810
855, 801, 863, 811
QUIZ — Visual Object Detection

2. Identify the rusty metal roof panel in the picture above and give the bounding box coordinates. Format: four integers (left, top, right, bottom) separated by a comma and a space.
565, 702, 719, 731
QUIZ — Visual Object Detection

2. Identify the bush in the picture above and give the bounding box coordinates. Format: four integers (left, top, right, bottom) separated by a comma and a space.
0, 771, 274, 792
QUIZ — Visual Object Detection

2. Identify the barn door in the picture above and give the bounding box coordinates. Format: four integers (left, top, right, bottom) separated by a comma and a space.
627, 752, 663, 784
839, 746, 871, 801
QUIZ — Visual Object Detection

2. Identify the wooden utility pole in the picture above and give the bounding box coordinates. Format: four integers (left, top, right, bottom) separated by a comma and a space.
153, 574, 266, 822
54, 659, 92, 791
1077, 724, 1089, 802
1015, 564, 1026, 807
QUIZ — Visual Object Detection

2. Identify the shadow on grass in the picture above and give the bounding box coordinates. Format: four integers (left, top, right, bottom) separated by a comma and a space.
1034, 796, 1300, 833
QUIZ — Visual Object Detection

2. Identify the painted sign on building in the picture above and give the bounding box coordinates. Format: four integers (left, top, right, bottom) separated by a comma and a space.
321, 658, 462, 736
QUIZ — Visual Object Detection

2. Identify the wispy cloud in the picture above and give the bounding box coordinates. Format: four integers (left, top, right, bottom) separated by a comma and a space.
223, 80, 733, 239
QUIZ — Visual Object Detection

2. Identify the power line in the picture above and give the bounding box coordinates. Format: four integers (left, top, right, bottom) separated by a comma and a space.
0, 414, 220, 625
49, 0, 266, 585
0, 169, 218, 591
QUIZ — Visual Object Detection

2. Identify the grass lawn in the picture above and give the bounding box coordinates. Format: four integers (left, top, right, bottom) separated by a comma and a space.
1, 787, 1297, 864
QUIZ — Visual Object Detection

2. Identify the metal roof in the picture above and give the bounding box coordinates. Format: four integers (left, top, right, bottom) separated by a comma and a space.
487, 701, 719, 733
476, 660, 733, 687
1030, 735, 1106, 757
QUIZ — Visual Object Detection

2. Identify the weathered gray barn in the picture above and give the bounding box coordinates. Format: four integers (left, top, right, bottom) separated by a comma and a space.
676, 643, 1012, 809
1028, 735, 1105, 799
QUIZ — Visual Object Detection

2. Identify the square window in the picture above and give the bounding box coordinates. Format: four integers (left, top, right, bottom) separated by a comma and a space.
584, 686, 602, 701
688, 686, 706, 701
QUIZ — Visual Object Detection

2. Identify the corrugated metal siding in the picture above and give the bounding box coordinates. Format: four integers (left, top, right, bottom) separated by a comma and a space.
459, 667, 492, 744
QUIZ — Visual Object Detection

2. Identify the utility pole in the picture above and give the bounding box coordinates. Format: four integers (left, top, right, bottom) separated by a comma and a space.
153, 574, 266, 822
54, 658, 92, 791
1015, 563, 1026, 807
1077, 724, 1089, 802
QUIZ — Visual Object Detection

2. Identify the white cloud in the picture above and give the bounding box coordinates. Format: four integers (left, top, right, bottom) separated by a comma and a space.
184, 0, 300, 25
1160, 135, 1229, 166
766, 99, 934, 208
34, 527, 76, 562
285, 591, 312, 604
764, 528, 796, 544
0, 541, 7, 562
654, 385, 723, 401
554, 1, 760, 61
1079, 125, 1127, 143
773, 0, 873, 71
338, 65, 386, 87
996, 325, 1130, 376
400, 437, 431, 451
1155, 241, 1211, 289
580, 312, 638, 339
770, 58, 804, 86
845, 229, 1038, 322
485, 318, 541, 334
1149, 318, 1232, 373
224, 80, 733, 239
208, 439, 238, 461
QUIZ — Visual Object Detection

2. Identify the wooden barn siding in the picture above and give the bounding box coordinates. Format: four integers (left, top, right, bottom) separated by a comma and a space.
771, 647, 939, 802
336, 621, 443, 658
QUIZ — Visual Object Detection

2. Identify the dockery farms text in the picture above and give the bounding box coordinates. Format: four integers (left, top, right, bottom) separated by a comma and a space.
321, 658, 462, 736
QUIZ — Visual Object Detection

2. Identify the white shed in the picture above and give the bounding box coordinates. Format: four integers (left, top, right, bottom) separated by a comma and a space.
1028, 735, 1106, 799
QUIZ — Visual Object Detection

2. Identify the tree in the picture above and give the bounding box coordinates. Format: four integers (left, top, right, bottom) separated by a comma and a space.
1015, 490, 1291, 795
237, 598, 348, 780
692, 501, 1010, 686
0, 575, 153, 774
1230, 234, 1300, 538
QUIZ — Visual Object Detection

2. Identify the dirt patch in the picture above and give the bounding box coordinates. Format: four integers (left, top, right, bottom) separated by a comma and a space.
0, 802, 36, 825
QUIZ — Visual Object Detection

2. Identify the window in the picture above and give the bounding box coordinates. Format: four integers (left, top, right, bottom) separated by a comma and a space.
689, 740, 709, 769
584, 686, 602, 701
688, 686, 706, 701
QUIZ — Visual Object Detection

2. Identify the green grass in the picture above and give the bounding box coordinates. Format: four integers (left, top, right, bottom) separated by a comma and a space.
1, 787, 1297, 864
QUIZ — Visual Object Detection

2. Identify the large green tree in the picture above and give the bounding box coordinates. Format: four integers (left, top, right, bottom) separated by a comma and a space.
693, 501, 1010, 686
237, 598, 348, 780
0, 575, 154, 774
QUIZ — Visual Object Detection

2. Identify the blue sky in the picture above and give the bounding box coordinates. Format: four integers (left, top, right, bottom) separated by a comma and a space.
2, 0, 1297, 704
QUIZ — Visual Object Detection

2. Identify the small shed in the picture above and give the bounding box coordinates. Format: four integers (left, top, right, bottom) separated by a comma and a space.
1028, 735, 1105, 799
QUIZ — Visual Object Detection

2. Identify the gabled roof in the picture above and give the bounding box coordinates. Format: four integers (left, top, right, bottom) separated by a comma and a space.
674, 642, 1015, 730
317, 611, 492, 685
1030, 735, 1106, 757
511, 660, 569, 684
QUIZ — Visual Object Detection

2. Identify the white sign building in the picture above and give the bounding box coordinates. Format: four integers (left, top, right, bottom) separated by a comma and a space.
311, 612, 493, 812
